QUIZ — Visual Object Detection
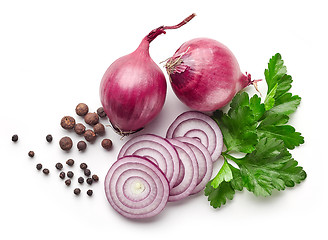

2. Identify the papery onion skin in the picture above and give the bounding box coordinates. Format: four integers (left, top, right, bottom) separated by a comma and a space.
166, 38, 255, 111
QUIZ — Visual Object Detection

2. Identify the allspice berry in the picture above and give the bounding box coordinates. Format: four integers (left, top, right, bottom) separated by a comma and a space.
97, 107, 107, 118
74, 123, 86, 135
59, 136, 73, 150
75, 103, 89, 116
77, 140, 87, 151
61, 116, 76, 129
84, 112, 99, 126
101, 139, 112, 150
84, 130, 96, 142
93, 123, 105, 135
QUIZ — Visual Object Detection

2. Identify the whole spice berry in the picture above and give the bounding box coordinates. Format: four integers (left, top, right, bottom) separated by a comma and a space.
84, 112, 99, 126
78, 177, 84, 184
93, 123, 105, 135
12, 134, 18, 142
75, 103, 89, 116
87, 189, 93, 196
59, 172, 65, 179
55, 162, 63, 170
101, 139, 112, 150
59, 136, 73, 150
84, 169, 91, 177
60, 116, 76, 129
66, 159, 74, 166
92, 174, 99, 182
74, 123, 86, 135
28, 151, 35, 158
86, 178, 93, 185
84, 130, 96, 142
74, 188, 81, 195
36, 163, 42, 170
43, 168, 50, 175
65, 179, 71, 186
77, 141, 87, 151
80, 163, 87, 170
97, 107, 107, 118
46, 134, 53, 143
67, 171, 74, 178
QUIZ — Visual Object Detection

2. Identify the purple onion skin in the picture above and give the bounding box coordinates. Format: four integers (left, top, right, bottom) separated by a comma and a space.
167, 38, 252, 112
100, 39, 167, 133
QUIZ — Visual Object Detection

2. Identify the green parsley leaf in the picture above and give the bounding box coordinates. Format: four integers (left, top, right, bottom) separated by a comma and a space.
211, 160, 233, 188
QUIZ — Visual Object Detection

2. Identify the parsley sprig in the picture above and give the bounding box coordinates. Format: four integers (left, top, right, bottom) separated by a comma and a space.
205, 53, 306, 208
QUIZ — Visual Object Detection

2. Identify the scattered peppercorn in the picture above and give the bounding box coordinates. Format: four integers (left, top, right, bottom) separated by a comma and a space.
66, 159, 74, 166
78, 177, 84, 184
55, 162, 63, 170
60, 116, 76, 129
59, 172, 65, 179
28, 151, 35, 158
84, 169, 91, 177
46, 134, 53, 143
101, 139, 112, 150
92, 174, 99, 182
74, 123, 86, 135
67, 171, 74, 178
12, 134, 18, 142
93, 123, 105, 135
84, 112, 99, 125
87, 189, 93, 196
84, 130, 96, 142
74, 188, 81, 195
97, 107, 107, 118
80, 163, 87, 170
59, 136, 73, 150
36, 163, 42, 170
75, 103, 89, 116
77, 140, 87, 151
65, 179, 71, 186
43, 168, 50, 175
86, 178, 93, 185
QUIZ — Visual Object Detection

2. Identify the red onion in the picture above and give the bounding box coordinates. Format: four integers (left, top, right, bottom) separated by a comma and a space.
104, 155, 170, 219
100, 14, 195, 136
165, 38, 260, 111
166, 111, 223, 162
118, 134, 180, 189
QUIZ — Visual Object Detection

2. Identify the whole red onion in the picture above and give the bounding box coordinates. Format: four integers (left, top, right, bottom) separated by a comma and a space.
100, 14, 195, 135
165, 38, 259, 111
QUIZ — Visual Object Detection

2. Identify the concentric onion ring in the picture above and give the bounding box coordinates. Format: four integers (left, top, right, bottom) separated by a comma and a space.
104, 156, 169, 219
166, 111, 223, 162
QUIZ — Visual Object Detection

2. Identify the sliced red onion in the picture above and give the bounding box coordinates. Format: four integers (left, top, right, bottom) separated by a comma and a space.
166, 111, 223, 162
118, 134, 180, 189
104, 155, 169, 219
174, 137, 213, 194
165, 138, 198, 202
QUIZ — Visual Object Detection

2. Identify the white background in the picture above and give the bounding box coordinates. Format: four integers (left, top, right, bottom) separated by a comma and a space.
0, 0, 327, 239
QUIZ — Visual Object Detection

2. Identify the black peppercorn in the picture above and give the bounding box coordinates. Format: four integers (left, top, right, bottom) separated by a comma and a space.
74, 123, 86, 135
77, 140, 87, 151
12, 134, 18, 142
36, 163, 42, 170
74, 188, 81, 195
43, 168, 50, 175
93, 123, 105, 135
66, 159, 74, 166
80, 163, 87, 170
46, 134, 53, 143
84, 112, 99, 126
60, 116, 76, 129
97, 107, 106, 118
84, 129, 96, 142
59, 136, 73, 150
75, 103, 89, 116
87, 189, 93, 196
55, 162, 63, 170
101, 139, 112, 150
28, 151, 35, 158
65, 179, 71, 186
92, 174, 99, 182
78, 177, 84, 184
84, 169, 91, 177
67, 171, 74, 178
59, 172, 65, 179
86, 178, 93, 185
